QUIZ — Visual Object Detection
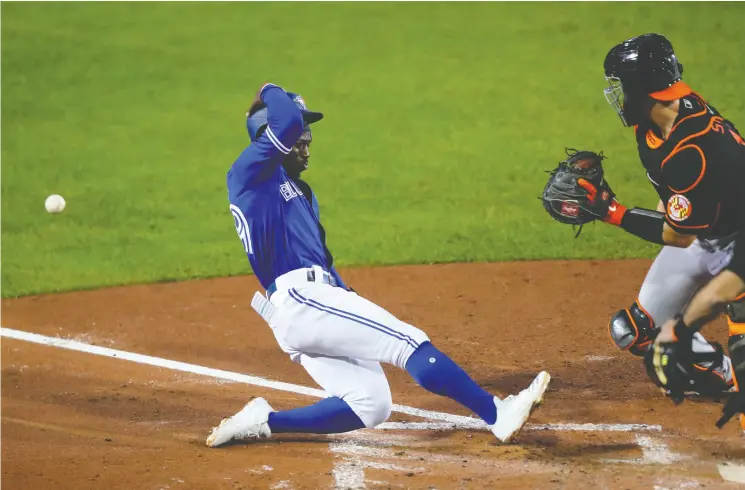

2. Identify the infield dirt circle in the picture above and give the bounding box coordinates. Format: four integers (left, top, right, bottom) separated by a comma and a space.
3, 261, 744, 489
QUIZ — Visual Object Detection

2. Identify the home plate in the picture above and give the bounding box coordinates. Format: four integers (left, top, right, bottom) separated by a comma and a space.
717, 462, 745, 483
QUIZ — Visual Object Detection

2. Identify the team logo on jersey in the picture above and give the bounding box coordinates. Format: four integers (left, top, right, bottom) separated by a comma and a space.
561, 201, 579, 217
667, 194, 692, 222
645, 130, 664, 149
279, 181, 303, 202
230, 204, 253, 254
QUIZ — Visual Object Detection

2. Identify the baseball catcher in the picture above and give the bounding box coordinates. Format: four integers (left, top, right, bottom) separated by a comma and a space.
543, 33, 745, 431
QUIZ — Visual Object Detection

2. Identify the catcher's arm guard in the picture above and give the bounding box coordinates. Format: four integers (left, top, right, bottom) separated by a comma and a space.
541, 149, 616, 237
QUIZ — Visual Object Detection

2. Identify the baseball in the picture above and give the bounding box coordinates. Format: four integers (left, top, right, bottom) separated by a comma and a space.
45, 194, 66, 214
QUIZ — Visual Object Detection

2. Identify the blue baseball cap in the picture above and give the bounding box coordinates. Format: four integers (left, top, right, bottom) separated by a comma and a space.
247, 92, 323, 142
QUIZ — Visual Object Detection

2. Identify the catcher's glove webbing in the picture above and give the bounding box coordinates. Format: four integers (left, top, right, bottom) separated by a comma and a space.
541, 149, 615, 237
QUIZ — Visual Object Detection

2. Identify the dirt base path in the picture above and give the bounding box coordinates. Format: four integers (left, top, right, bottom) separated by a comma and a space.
3, 261, 743, 489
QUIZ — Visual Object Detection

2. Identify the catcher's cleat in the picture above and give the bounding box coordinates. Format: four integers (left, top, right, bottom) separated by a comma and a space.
716, 391, 745, 430
490, 371, 551, 443
206, 397, 274, 447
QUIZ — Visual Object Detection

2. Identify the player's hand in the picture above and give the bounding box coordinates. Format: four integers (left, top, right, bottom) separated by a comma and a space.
577, 178, 627, 226
647, 338, 687, 405
249, 82, 275, 114
654, 319, 677, 345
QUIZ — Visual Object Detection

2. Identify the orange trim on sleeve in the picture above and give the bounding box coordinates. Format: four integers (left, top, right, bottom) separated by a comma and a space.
664, 202, 720, 230
649, 81, 693, 102
662, 144, 707, 193
669, 107, 712, 139
658, 116, 720, 172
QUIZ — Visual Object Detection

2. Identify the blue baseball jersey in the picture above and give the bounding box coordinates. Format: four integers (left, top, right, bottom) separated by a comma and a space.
226, 84, 346, 290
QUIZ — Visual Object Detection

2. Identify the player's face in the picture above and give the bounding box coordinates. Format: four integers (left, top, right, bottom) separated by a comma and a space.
283, 131, 312, 179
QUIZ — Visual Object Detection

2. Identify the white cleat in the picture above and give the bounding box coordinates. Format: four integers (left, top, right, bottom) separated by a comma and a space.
206, 397, 274, 447
490, 371, 551, 443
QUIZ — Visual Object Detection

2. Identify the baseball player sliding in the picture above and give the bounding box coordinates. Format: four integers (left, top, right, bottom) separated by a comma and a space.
205, 83, 550, 447
542, 34, 745, 429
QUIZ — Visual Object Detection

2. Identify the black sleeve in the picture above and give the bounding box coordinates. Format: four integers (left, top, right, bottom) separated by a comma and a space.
620, 208, 666, 245
661, 144, 719, 233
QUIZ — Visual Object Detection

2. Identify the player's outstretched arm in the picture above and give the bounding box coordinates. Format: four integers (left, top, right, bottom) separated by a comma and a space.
542, 150, 711, 248
542, 149, 692, 246
606, 206, 694, 247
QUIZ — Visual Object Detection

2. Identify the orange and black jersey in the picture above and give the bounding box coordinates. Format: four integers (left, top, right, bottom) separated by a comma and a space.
635, 93, 745, 239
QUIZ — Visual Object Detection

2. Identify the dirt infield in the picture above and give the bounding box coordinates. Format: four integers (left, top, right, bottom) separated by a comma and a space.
3, 260, 745, 489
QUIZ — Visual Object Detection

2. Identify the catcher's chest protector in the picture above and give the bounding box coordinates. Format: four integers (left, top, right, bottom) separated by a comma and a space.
635, 94, 745, 240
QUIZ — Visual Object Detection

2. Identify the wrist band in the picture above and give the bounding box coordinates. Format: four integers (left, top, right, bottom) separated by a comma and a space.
673, 315, 693, 343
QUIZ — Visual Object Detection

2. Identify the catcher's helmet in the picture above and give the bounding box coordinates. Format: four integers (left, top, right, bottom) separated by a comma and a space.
603, 33, 688, 126
247, 92, 324, 142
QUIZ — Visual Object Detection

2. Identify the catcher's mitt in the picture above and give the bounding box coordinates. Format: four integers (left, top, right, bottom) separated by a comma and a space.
541, 149, 615, 236
644, 340, 729, 404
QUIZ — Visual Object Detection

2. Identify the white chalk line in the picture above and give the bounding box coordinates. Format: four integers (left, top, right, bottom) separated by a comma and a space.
377, 421, 661, 432
635, 435, 685, 465
329, 439, 417, 490
4, 326, 680, 487
0, 327, 662, 433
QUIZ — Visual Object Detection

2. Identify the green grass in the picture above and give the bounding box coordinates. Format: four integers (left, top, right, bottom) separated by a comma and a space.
2, 2, 744, 297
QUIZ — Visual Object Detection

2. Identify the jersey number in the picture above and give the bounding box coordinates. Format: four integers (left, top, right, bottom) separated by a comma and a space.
230, 204, 253, 255
713, 121, 745, 146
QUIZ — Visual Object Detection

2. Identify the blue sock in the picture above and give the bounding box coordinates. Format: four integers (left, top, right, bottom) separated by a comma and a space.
406, 342, 497, 425
267, 396, 366, 434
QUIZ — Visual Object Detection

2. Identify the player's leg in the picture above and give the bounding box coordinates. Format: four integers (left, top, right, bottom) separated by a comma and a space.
268, 354, 391, 433
610, 243, 733, 391
206, 354, 389, 445
610, 245, 704, 355
268, 284, 548, 439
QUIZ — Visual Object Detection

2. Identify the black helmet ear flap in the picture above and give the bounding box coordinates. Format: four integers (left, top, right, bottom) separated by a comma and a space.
678, 62, 684, 75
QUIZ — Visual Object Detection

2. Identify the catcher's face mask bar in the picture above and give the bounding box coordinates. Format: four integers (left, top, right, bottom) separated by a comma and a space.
603, 76, 631, 127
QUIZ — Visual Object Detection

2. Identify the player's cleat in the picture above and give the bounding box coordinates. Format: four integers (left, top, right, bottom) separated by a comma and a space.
490, 371, 551, 443
205, 397, 274, 447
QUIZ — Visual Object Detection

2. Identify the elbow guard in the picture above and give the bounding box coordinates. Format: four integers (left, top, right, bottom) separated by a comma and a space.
609, 302, 656, 356
620, 208, 666, 245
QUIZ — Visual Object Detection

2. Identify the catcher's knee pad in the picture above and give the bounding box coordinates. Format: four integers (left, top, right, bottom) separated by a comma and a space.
609, 301, 656, 356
